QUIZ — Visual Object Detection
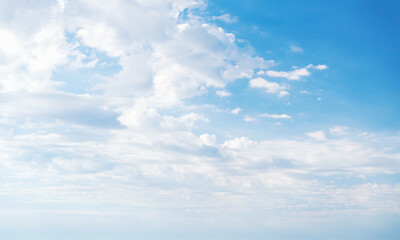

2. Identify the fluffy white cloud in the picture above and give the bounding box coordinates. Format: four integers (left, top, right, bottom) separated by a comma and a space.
200, 133, 217, 146
221, 134, 400, 172
216, 90, 232, 97
290, 44, 303, 53
249, 77, 288, 97
231, 107, 242, 114
0, 0, 398, 227
244, 116, 257, 122
0, 2, 70, 93
261, 113, 292, 119
278, 90, 290, 97
266, 68, 310, 80
306, 130, 327, 140
265, 64, 328, 80
329, 126, 348, 136
211, 13, 238, 23
313, 64, 328, 70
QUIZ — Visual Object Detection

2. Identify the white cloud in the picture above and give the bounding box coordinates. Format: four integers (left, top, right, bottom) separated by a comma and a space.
0, 3, 70, 93
306, 131, 327, 140
0, 0, 398, 227
50, 157, 112, 173
266, 68, 310, 80
231, 107, 242, 114
278, 90, 290, 97
200, 133, 217, 146
329, 126, 348, 136
290, 44, 303, 53
244, 116, 257, 122
216, 90, 232, 97
314, 64, 328, 70
266, 64, 328, 80
222, 136, 255, 149
261, 113, 292, 119
221, 134, 400, 172
249, 77, 288, 96
162, 112, 209, 129
211, 13, 238, 23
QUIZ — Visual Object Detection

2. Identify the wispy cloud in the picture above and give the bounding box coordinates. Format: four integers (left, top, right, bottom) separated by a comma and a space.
261, 113, 292, 119
211, 13, 238, 23
249, 77, 289, 97
216, 90, 232, 97
0, 0, 398, 237
265, 64, 328, 80
290, 44, 303, 53
244, 116, 257, 122
306, 130, 327, 140
231, 107, 242, 114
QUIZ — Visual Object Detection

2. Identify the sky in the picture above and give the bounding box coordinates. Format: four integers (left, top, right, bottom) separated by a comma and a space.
0, 0, 399, 239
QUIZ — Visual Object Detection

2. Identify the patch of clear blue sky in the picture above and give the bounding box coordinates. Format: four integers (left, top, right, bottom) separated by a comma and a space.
203, 0, 400, 133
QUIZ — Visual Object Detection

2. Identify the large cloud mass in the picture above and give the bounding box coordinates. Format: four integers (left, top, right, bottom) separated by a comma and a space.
0, 0, 399, 233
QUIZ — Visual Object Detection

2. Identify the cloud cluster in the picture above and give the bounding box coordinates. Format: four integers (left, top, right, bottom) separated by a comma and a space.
0, 0, 398, 225
265, 64, 328, 80
249, 77, 289, 97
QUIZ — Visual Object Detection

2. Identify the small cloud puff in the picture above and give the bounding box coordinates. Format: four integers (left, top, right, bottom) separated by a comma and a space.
266, 64, 328, 80
314, 64, 328, 70
231, 107, 241, 114
249, 77, 289, 97
329, 126, 348, 136
200, 133, 217, 146
278, 90, 290, 97
222, 136, 255, 149
216, 90, 232, 97
211, 14, 238, 23
290, 45, 303, 53
266, 68, 310, 80
306, 130, 327, 140
261, 113, 291, 119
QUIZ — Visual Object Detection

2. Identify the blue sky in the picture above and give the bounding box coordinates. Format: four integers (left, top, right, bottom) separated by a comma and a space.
0, 0, 399, 239
208, 0, 400, 131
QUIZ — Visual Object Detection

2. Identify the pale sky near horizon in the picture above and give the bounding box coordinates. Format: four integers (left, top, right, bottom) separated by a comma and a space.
0, 0, 399, 239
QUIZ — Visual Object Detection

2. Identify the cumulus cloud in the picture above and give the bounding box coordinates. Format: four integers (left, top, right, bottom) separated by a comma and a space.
265, 64, 328, 80
249, 77, 289, 97
329, 126, 348, 136
314, 64, 328, 70
290, 44, 303, 53
162, 112, 209, 129
261, 113, 292, 119
211, 13, 238, 23
216, 90, 232, 97
306, 130, 327, 140
244, 116, 257, 122
0, 0, 398, 228
278, 90, 290, 97
231, 107, 242, 114
220, 134, 400, 172
266, 68, 310, 80
200, 133, 217, 146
